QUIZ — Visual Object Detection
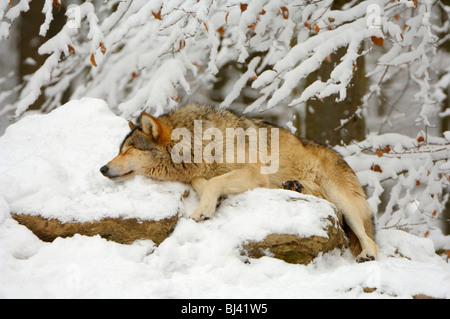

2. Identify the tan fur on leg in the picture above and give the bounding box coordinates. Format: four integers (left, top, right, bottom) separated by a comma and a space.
190, 168, 266, 221
191, 177, 208, 197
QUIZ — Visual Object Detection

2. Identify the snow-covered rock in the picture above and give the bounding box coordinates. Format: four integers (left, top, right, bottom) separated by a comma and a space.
241, 212, 347, 265
11, 214, 180, 246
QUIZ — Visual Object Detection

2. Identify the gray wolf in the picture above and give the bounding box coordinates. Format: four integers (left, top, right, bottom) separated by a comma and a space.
100, 103, 378, 262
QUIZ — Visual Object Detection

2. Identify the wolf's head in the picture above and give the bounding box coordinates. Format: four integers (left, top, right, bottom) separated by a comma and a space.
100, 113, 172, 181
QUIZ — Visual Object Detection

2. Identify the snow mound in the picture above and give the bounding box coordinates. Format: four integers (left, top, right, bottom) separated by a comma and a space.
212, 188, 338, 242
377, 229, 437, 262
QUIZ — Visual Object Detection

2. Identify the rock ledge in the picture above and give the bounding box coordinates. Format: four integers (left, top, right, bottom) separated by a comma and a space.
241, 215, 347, 265
12, 214, 178, 245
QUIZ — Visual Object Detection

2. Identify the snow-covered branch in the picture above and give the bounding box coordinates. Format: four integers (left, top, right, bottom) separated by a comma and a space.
338, 131, 450, 236
0, 0, 444, 121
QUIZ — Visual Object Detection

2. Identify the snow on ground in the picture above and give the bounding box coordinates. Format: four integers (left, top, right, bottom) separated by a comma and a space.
0, 98, 449, 299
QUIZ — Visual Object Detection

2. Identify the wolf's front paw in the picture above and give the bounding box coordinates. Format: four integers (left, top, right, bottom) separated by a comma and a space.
190, 207, 214, 222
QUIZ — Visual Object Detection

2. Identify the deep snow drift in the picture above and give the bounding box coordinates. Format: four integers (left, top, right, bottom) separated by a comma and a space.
0, 98, 449, 298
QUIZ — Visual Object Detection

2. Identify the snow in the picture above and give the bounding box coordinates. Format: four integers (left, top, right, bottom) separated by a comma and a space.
0, 98, 449, 299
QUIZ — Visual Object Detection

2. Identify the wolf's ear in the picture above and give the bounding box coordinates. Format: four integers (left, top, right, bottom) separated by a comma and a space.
129, 121, 137, 130
140, 113, 171, 144
140, 113, 160, 139
140, 112, 174, 144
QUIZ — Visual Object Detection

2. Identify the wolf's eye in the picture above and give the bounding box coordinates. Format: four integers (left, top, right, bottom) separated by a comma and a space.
133, 143, 156, 152
120, 145, 135, 154
137, 146, 155, 152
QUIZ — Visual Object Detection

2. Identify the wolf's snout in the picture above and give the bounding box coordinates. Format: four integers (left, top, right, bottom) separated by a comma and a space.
100, 165, 109, 176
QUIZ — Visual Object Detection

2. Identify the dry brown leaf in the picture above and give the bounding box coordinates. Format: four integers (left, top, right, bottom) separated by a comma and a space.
376, 149, 383, 157
371, 36, 384, 47
90, 54, 97, 67
281, 7, 289, 19
152, 9, 162, 20
68, 45, 75, 55
371, 164, 383, 173
99, 42, 106, 55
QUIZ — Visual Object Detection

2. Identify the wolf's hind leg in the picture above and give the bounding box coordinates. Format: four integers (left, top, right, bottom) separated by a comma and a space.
344, 212, 378, 263
190, 168, 265, 221
339, 198, 378, 262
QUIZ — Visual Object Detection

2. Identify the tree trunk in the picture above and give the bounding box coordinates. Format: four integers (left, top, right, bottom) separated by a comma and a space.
303, 47, 366, 146
301, 0, 366, 146
19, 0, 65, 110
